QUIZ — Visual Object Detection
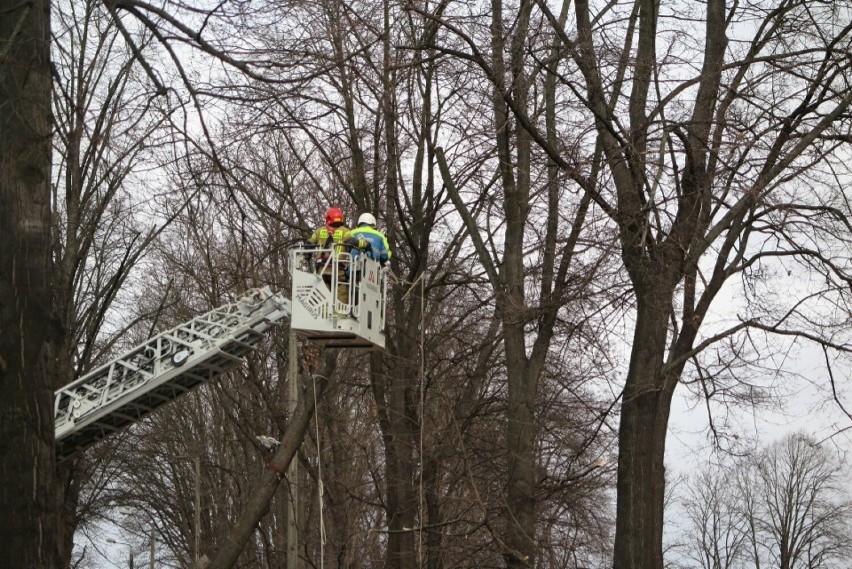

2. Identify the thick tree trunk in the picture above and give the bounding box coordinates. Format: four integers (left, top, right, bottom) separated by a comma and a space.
504, 353, 537, 568
0, 0, 61, 566
370, 349, 418, 569
613, 292, 675, 569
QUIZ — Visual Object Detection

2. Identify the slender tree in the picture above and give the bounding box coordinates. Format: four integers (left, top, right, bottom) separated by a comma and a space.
425, 0, 618, 563
742, 434, 852, 569
680, 469, 748, 569
50, 1, 179, 564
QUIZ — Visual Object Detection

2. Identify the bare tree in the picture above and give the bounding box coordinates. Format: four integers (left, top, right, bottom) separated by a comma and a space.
740, 434, 852, 569
420, 0, 622, 564
50, 1, 182, 564
679, 468, 748, 569
210, 0, 621, 566
568, 3, 852, 564
678, 434, 852, 569
2, 0, 270, 562
424, 0, 852, 566
4, 0, 676, 566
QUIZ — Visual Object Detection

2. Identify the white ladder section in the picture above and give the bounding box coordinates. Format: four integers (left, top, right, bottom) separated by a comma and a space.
54, 247, 388, 462
54, 287, 291, 463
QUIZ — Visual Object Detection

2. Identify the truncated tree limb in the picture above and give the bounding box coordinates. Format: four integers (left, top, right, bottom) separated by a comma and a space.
204, 371, 328, 569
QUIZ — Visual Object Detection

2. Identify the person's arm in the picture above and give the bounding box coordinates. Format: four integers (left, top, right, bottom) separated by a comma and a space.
380, 233, 391, 262
343, 230, 369, 251
307, 228, 319, 245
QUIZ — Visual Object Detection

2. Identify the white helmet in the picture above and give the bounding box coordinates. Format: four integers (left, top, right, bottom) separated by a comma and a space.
357, 213, 377, 227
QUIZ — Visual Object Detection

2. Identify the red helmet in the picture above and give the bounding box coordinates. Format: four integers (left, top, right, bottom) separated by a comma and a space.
325, 207, 344, 227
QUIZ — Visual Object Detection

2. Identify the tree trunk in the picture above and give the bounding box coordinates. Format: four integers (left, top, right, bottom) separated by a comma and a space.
490, 0, 538, 563
504, 351, 537, 568
613, 291, 675, 569
370, 349, 418, 569
58, 463, 83, 568
372, 4, 418, 562
422, 456, 444, 569
0, 0, 61, 566
205, 373, 327, 569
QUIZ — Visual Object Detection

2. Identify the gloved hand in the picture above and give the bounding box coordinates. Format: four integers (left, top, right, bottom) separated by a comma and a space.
345, 237, 361, 249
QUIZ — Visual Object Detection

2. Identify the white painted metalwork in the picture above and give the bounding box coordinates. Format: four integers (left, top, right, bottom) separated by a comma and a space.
289, 246, 387, 349
54, 247, 387, 461
54, 287, 290, 462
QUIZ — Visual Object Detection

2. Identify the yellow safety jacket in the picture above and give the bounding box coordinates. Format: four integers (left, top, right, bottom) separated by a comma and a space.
309, 224, 352, 254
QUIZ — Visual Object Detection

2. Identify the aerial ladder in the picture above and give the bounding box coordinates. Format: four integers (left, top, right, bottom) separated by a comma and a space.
54, 247, 387, 462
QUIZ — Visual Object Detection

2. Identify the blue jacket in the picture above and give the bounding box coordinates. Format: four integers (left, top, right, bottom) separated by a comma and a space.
349, 225, 391, 264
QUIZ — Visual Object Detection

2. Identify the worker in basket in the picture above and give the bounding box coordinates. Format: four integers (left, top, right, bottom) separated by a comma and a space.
306, 206, 367, 312
345, 212, 391, 312
348, 212, 391, 267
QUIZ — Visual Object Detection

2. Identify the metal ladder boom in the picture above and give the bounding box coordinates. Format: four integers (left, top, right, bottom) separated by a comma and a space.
54, 287, 291, 463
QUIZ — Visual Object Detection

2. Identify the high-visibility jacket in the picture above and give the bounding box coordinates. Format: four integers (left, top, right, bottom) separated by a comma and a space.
308, 224, 352, 254
307, 224, 369, 275
348, 225, 391, 264
309, 225, 348, 276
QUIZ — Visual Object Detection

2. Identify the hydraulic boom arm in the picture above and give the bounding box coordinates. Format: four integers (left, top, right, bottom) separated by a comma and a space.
54, 247, 387, 462
54, 287, 291, 463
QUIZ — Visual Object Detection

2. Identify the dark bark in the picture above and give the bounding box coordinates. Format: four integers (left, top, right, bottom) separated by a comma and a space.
614, 288, 676, 569
204, 372, 327, 569
0, 0, 62, 566
370, 349, 419, 569
573, 0, 852, 565
607, 2, 728, 566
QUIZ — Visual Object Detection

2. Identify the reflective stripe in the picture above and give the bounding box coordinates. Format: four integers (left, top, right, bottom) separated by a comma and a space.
350, 226, 391, 261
